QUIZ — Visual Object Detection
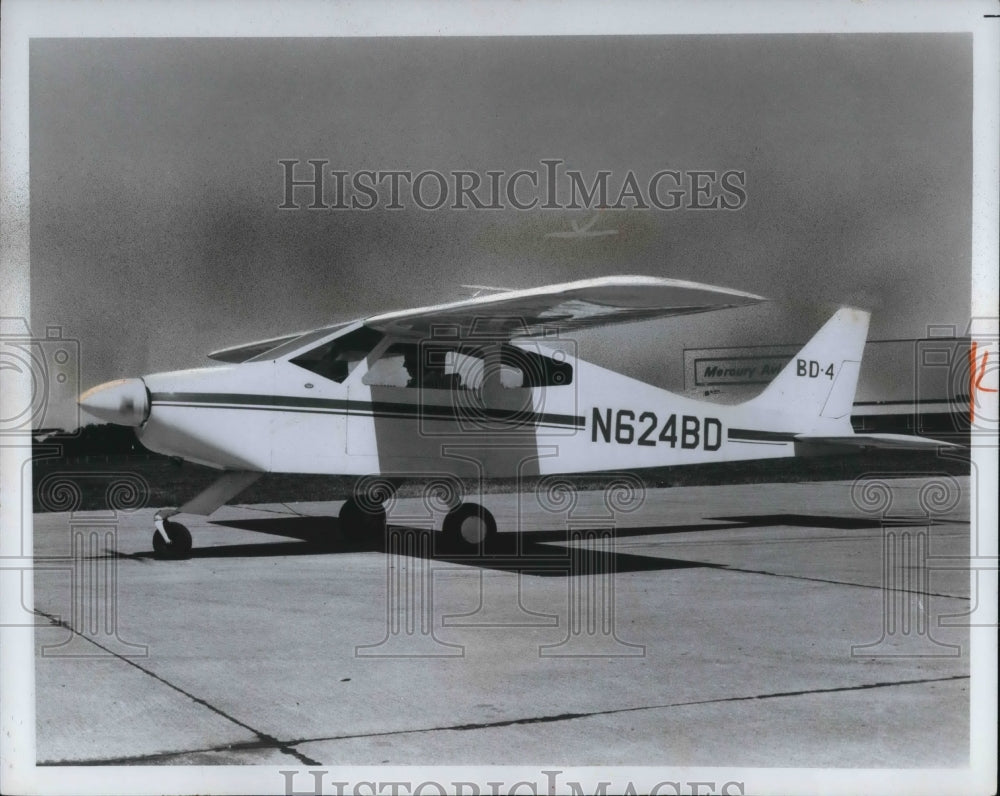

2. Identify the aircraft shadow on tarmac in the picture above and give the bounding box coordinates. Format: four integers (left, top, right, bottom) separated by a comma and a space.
125, 511, 942, 576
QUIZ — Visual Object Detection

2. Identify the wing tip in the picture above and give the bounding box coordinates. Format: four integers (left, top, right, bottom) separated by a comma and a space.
589, 274, 768, 303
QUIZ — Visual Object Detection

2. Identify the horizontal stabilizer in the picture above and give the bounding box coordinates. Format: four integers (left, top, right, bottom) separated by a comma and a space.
794, 433, 961, 451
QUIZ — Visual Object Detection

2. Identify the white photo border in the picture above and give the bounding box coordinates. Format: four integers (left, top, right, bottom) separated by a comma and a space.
2, 2, 996, 794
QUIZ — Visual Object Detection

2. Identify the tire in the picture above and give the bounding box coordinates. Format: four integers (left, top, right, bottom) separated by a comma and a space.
339, 497, 387, 546
152, 519, 193, 559
442, 503, 497, 553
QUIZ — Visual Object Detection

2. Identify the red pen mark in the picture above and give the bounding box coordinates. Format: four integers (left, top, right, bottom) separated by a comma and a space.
969, 342, 997, 424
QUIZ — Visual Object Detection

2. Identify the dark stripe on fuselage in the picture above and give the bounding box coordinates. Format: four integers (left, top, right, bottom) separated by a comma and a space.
726, 427, 799, 443
149, 392, 585, 429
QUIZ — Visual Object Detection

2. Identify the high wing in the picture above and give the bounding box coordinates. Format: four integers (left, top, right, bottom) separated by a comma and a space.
207, 276, 765, 361
208, 334, 305, 363
208, 322, 354, 362
365, 275, 766, 340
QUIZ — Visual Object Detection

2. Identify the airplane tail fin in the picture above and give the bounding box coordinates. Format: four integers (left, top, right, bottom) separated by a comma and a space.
743, 307, 870, 429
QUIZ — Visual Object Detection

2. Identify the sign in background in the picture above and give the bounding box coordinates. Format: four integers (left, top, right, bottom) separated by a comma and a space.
684, 336, 974, 441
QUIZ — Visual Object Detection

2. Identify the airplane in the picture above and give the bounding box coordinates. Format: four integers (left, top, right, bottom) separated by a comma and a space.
77, 275, 954, 558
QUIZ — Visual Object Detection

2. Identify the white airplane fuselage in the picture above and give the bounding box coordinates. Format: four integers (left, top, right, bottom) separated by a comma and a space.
132, 338, 836, 480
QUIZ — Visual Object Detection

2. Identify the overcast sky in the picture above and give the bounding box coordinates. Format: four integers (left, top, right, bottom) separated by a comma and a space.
29, 35, 972, 429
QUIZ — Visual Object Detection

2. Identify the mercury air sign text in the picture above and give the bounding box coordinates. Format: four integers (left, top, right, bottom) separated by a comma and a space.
694, 356, 791, 386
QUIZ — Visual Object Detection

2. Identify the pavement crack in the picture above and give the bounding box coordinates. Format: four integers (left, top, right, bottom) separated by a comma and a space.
701, 562, 970, 600
299, 673, 970, 741
39, 673, 969, 766
265, 674, 976, 746
34, 608, 321, 766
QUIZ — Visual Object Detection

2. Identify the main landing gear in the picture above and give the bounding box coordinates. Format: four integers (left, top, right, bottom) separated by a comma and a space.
338, 496, 388, 545
339, 493, 498, 554
442, 502, 497, 552
149, 471, 499, 558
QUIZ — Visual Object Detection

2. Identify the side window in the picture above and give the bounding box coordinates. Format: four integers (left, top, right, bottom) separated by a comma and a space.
363, 343, 490, 390
363, 349, 410, 387
360, 343, 571, 390
290, 326, 384, 383
500, 345, 572, 387
446, 349, 485, 390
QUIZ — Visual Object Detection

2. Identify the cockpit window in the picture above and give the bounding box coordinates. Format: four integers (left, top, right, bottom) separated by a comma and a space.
361, 342, 572, 389
290, 326, 384, 383
498, 344, 573, 388
362, 343, 492, 389
247, 322, 352, 362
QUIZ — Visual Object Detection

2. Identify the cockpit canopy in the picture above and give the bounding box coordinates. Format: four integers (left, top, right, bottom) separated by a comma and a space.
288, 326, 572, 390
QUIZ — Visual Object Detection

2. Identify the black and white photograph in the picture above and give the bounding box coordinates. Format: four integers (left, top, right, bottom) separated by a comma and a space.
1, 2, 997, 795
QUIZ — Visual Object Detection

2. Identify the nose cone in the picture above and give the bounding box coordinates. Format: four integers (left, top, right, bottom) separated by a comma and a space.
78, 378, 150, 426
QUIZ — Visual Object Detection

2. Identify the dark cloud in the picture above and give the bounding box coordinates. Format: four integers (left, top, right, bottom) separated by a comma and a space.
30, 35, 972, 427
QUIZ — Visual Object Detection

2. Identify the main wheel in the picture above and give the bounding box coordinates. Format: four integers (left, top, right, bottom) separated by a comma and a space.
152, 519, 193, 559
442, 503, 497, 553
339, 496, 387, 546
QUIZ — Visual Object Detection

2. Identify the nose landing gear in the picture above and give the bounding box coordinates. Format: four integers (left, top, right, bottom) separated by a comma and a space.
152, 512, 193, 559
148, 471, 262, 559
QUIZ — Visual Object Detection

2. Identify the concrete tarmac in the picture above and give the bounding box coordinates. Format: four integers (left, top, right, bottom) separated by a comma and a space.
32, 477, 971, 767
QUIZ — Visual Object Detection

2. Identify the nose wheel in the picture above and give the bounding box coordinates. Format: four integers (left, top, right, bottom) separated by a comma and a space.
153, 516, 193, 559
146, 472, 262, 560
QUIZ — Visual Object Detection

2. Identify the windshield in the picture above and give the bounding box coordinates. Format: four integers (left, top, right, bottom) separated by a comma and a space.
246, 322, 353, 362
289, 325, 385, 383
